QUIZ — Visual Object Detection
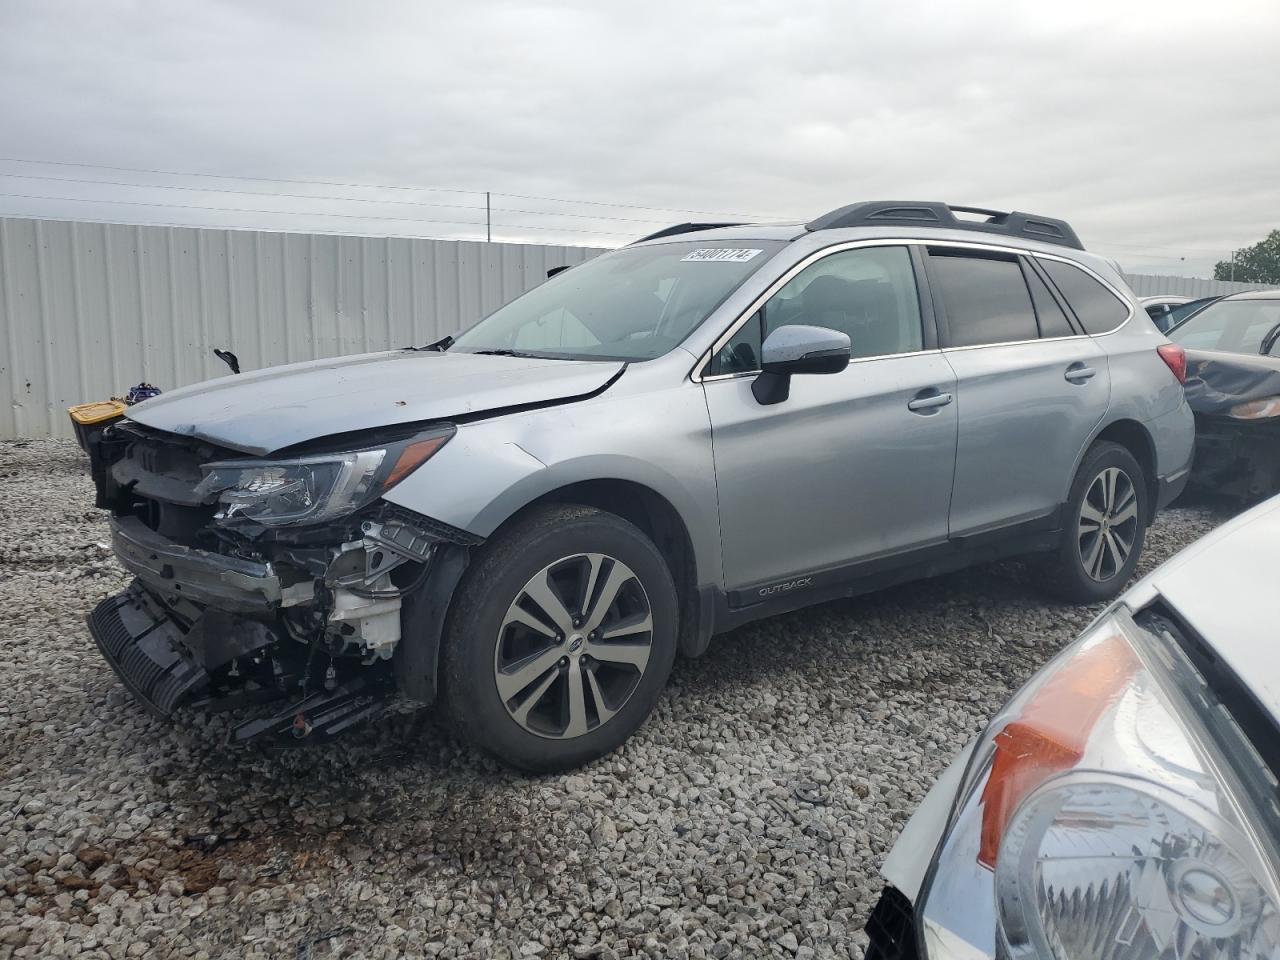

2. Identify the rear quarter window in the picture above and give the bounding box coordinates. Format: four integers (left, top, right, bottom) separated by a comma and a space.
1038, 258, 1131, 334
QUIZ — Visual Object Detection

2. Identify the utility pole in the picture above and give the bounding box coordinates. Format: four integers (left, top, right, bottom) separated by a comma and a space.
486, 192, 491, 242
1230, 248, 1238, 282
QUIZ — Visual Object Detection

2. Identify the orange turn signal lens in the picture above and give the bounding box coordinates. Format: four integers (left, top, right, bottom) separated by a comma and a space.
977, 627, 1139, 868
383, 434, 451, 489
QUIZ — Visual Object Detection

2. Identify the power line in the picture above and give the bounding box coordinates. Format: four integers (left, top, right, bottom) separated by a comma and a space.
0, 191, 637, 237
0, 159, 1237, 258
0, 210, 629, 244
0, 156, 794, 221
0, 171, 686, 225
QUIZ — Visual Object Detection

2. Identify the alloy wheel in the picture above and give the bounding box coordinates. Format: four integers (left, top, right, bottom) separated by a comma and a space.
1077, 466, 1139, 582
493, 553, 653, 739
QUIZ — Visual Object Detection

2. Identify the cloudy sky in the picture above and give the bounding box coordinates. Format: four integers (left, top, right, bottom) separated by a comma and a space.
1, 0, 1277, 276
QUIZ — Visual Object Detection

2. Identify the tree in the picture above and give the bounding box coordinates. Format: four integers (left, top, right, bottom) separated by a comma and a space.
1214, 230, 1280, 284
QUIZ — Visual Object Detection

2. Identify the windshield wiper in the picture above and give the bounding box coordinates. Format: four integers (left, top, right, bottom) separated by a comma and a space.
472, 348, 535, 357
407, 334, 453, 352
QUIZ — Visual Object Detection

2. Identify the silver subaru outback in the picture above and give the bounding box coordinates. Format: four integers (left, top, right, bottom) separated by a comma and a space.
76, 201, 1194, 771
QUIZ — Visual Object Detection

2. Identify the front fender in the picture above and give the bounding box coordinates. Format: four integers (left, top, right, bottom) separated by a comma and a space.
382, 384, 723, 590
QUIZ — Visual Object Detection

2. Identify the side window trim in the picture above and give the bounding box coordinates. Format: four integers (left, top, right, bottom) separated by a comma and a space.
1029, 255, 1085, 333
908, 244, 941, 352
918, 245, 953, 348
693, 239, 1132, 379
1020, 255, 1084, 337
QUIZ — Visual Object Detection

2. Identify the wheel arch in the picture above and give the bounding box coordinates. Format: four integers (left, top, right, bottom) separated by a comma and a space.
1073, 418, 1159, 519
396, 473, 714, 704
490, 478, 710, 659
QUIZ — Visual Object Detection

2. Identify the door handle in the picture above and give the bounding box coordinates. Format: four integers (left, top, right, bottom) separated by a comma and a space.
907, 391, 953, 412
1065, 363, 1097, 383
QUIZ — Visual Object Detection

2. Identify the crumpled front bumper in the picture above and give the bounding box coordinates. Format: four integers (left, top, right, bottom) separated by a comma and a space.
108, 515, 302, 613
87, 583, 210, 717
93, 518, 379, 735
87, 580, 389, 741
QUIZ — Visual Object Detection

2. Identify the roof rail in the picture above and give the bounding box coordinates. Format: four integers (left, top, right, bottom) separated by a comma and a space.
805, 201, 1084, 250
632, 222, 744, 244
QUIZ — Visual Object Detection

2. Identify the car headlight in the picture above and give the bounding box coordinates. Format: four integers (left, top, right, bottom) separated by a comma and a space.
1229, 397, 1280, 420
194, 426, 453, 526
917, 607, 1280, 960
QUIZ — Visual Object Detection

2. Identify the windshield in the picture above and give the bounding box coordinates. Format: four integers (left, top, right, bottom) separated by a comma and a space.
450, 239, 785, 361
1169, 298, 1280, 355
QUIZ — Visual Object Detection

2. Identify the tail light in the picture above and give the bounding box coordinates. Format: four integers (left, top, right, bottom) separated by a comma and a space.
1156, 342, 1186, 383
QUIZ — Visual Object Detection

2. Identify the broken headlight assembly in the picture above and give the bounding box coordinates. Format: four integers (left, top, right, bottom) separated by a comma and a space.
1229, 396, 1280, 420
916, 609, 1280, 960
194, 426, 454, 526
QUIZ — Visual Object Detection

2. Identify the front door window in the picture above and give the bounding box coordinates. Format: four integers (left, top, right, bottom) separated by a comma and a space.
708, 246, 924, 375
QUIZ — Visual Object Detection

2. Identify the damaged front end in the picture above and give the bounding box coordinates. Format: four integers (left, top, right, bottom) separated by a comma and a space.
1184, 352, 1280, 500
79, 419, 479, 743
1189, 412, 1280, 500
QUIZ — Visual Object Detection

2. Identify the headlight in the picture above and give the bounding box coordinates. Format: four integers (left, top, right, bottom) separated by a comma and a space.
1229, 396, 1280, 420
917, 608, 1280, 960
194, 426, 453, 526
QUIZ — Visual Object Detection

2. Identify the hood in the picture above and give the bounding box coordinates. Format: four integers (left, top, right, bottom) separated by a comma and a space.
1183, 348, 1280, 417
126, 350, 625, 455
1125, 495, 1280, 725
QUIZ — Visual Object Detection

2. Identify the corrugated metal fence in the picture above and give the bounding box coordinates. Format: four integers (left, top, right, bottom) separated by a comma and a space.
0, 217, 604, 439
1123, 273, 1275, 298
4, 215, 1276, 440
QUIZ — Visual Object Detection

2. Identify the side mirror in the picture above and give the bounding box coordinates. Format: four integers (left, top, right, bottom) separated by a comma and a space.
752, 324, 851, 405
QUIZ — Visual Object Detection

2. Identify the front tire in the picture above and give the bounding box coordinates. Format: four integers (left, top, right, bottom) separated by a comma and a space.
1039, 441, 1148, 604
440, 504, 678, 772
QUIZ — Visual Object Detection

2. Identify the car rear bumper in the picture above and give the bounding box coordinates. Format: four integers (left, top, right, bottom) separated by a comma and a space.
1146, 398, 1196, 511
1156, 465, 1192, 511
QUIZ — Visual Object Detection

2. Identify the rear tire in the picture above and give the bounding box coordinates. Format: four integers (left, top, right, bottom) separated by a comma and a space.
1038, 441, 1148, 604
440, 504, 677, 772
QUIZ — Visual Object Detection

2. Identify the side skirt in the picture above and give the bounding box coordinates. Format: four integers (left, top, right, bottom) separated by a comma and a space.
713, 511, 1063, 635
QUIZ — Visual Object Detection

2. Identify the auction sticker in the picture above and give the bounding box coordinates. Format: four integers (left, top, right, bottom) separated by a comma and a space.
681, 248, 763, 263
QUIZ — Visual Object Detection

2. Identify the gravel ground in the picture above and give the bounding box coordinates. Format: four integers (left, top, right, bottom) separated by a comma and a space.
0, 438, 1233, 960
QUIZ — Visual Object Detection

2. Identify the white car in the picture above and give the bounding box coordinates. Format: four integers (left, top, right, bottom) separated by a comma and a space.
1140, 294, 1222, 333
867, 495, 1280, 959
1139, 294, 1193, 332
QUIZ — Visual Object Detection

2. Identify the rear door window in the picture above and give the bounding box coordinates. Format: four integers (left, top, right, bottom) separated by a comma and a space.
928, 250, 1038, 347
1038, 258, 1131, 334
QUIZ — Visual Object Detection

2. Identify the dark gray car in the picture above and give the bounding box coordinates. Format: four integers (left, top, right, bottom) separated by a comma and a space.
1169, 290, 1280, 499
75, 201, 1194, 770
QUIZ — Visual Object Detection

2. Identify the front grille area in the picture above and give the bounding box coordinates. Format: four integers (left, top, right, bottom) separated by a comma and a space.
106, 425, 230, 546
88, 585, 208, 716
